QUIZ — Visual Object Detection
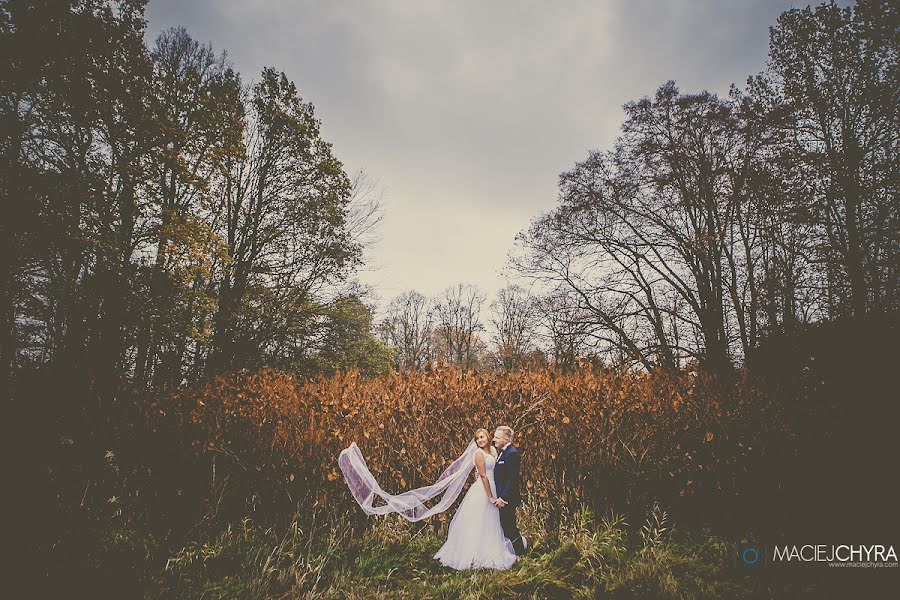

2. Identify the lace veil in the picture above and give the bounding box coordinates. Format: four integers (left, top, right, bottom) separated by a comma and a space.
338, 438, 477, 521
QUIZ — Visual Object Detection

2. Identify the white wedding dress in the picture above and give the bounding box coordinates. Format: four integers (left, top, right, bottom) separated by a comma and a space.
433, 449, 517, 570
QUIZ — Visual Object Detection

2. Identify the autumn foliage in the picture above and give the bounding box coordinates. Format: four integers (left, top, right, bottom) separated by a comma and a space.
159, 365, 780, 524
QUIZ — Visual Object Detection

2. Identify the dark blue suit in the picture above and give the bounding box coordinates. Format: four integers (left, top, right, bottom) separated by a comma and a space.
494, 444, 525, 554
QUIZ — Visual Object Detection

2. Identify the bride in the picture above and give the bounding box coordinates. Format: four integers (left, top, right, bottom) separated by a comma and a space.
338, 427, 517, 570
433, 428, 517, 569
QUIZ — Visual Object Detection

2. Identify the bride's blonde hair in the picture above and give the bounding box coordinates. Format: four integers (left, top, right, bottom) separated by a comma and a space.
474, 428, 495, 456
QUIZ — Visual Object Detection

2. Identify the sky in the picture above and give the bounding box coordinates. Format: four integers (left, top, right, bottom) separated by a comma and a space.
144, 0, 824, 323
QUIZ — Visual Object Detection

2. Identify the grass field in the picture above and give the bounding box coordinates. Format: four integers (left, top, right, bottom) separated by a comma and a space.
143, 501, 772, 599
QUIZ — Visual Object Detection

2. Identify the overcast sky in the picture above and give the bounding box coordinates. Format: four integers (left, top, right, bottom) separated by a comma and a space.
145, 0, 825, 321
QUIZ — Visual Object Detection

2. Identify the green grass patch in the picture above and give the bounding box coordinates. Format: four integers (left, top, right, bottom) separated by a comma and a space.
146, 502, 763, 599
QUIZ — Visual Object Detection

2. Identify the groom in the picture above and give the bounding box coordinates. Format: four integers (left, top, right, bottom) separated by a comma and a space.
492, 425, 527, 555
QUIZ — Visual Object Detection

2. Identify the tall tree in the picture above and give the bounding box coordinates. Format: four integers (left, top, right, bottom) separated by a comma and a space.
207, 67, 360, 373
432, 283, 485, 372
490, 284, 539, 370
617, 83, 743, 372
378, 290, 434, 370
515, 85, 743, 372
4, 0, 158, 393
312, 292, 395, 376
763, 0, 899, 317
134, 26, 244, 388
535, 291, 595, 371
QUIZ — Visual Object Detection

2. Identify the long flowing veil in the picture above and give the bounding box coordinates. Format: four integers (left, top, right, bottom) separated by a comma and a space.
338, 438, 477, 522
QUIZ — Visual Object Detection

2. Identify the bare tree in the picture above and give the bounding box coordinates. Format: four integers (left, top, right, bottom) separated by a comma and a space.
490, 285, 539, 370
515, 83, 770, 373
345, 171, 384, 263
432, 283, 485, 372
512, 145, 687, 373
378, 290, 433, 370
533, 290, 598, 371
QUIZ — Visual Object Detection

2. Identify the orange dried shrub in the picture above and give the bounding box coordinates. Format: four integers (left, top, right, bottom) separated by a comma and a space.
165, 365, 778, 520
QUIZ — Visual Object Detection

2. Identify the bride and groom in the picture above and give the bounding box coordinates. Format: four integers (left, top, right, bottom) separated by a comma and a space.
338, 425, 528, 570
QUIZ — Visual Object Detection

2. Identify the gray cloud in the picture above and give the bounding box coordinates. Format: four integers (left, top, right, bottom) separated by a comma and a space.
144, 0, 834, 316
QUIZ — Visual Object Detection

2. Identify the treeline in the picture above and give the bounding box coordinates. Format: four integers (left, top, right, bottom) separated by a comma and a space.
1, 0, 392, 399
510, 0, 898, 373
383, 0, 898, 375
376, 284, 552, 373
2, 1, 897, 397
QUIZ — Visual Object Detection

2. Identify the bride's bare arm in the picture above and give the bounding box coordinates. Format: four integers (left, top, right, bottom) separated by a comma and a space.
474, 451, 495, 501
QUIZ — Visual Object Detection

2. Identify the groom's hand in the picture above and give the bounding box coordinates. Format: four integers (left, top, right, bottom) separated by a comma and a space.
495, 498, 508, 507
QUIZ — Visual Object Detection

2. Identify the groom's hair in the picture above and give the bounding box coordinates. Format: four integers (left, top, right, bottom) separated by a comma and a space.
497, 425, 514, 442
